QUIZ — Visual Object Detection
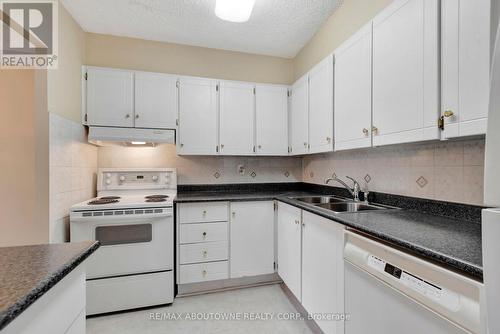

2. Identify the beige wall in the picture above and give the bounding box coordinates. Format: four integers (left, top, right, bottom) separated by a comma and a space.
293, 0, 392, 80
47, 4, 86, 123
303, 139, 485, 206
0, 70, 49, 247
98, 145, 302, 185
85, 33, 293, 85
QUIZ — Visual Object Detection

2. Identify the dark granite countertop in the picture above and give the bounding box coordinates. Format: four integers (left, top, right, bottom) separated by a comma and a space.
175, 183, 483, 280
0, 241, 100, 330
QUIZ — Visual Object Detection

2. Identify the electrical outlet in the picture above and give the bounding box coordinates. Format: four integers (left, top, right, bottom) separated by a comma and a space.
237, 165, 246, 175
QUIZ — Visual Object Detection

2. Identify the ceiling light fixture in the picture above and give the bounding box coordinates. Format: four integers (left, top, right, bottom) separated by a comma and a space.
215, 0, 256, 23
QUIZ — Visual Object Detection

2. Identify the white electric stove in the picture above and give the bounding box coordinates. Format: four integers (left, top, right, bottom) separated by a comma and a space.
70, 168, 176, 315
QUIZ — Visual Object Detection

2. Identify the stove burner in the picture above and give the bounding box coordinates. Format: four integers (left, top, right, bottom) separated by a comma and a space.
145, 195, 169, 199
100, 196, 121, 200
145, 198, 167, 203
88, 199, 119, 205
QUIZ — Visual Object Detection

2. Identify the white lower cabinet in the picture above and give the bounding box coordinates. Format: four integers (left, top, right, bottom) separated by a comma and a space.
180, 261, 229, 284
302, 211, 345, 334
230, 201, 275, 278
277, 202, 303, 301
3, 266, 86, 334
277, 203, 345, 334
177, 201, 275, 286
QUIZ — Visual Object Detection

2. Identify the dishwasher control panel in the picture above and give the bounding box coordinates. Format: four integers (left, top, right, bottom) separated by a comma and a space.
367, 255, 459, 311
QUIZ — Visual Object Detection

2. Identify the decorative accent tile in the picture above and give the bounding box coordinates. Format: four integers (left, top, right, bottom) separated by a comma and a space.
364, 174, 372, 183
284, 171, 290, 178
416, 176, 428, 188
213, 172, 220, 179
250, 171, 257, 178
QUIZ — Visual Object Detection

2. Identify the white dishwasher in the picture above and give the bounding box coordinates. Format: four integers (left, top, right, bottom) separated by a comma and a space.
344, 230, 483, 334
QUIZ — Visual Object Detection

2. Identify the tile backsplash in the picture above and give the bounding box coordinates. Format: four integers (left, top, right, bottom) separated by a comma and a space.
49, 113, 98, 243
97, 145, 303, 184
303, 138, 485, 206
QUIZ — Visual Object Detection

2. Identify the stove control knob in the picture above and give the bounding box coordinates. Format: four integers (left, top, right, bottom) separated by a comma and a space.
152, 175, 159, 182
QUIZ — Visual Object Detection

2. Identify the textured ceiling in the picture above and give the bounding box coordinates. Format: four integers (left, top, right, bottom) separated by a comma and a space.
61, 0, 342, 58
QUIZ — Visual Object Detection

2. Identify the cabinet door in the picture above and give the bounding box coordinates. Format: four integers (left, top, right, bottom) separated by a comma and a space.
230, 201, 275, 278
86, 67, 134, 128
334, 24, 373, 151
134, 72, 177, 129
372, 0, 439, 146
219, 81, 255, 155
309, 55, 334, 154
177, 77, 218, 155
277, 202, 302, 301
441, 0, 490, 139
290, 75, 309, 155
302, 211, 344, 334
255, 85, 289, 155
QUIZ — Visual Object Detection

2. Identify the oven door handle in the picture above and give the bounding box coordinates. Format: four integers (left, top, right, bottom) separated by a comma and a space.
70, 211, 172, 222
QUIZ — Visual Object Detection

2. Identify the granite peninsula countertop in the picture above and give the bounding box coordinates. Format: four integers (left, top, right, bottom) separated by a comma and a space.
0, 241, 100, 331
175, 183, 484, 280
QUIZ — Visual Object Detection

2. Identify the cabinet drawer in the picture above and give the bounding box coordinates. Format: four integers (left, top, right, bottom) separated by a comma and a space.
180, 241, 228, 264
179, 222, 228, 244
179, 202, 228, 223
179, 261, 229, 284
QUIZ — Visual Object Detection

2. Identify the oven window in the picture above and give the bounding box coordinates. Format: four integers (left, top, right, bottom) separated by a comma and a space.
95, 224, 152, 246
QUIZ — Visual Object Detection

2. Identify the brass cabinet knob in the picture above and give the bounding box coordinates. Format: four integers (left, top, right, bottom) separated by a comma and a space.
303, 142, 307, 147
135, 114, 139, 119
202, 270, 207, 276
326, 137, 331, 143
125, 114, 130, 118
202, 250, 208, 257
362, 128, 369, 135
202, 232, 207, 237
372, 126, 378, 135
258, 145, 262, 149
444, 110, 454, 118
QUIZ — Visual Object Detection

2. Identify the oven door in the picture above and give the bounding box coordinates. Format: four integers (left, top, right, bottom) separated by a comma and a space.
70, 208, 173, 279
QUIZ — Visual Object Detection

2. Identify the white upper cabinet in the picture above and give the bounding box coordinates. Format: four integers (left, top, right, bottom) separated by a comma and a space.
177, 77, 218, 155
219, 81, 255, 155
230, 201, 275, 278
302, 211, 344, 334
372, 0, 439, 146
441, 0, 490, 139
334, 24, 373, 151
134, 72, 177, 129
255, 84, 289, 155
86, 67, 134, 128
277, 202, 302, 301
308, 54, 334, 154
290, 74, 309, 155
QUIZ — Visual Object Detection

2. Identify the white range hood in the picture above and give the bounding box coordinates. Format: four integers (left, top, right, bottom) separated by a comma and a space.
88, 126, 175, 146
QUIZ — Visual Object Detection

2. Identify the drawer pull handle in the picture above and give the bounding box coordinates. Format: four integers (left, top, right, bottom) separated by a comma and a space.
202, 270, 207, 276
202, 232, 207, 238
202, 250, 208, 257
202, 210, 207, 216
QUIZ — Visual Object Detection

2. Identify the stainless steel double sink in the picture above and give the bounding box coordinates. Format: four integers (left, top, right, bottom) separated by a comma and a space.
293, 196, 394, 213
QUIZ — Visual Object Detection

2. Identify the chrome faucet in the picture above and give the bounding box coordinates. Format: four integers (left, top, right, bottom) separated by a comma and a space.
325, 174, 361, 202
